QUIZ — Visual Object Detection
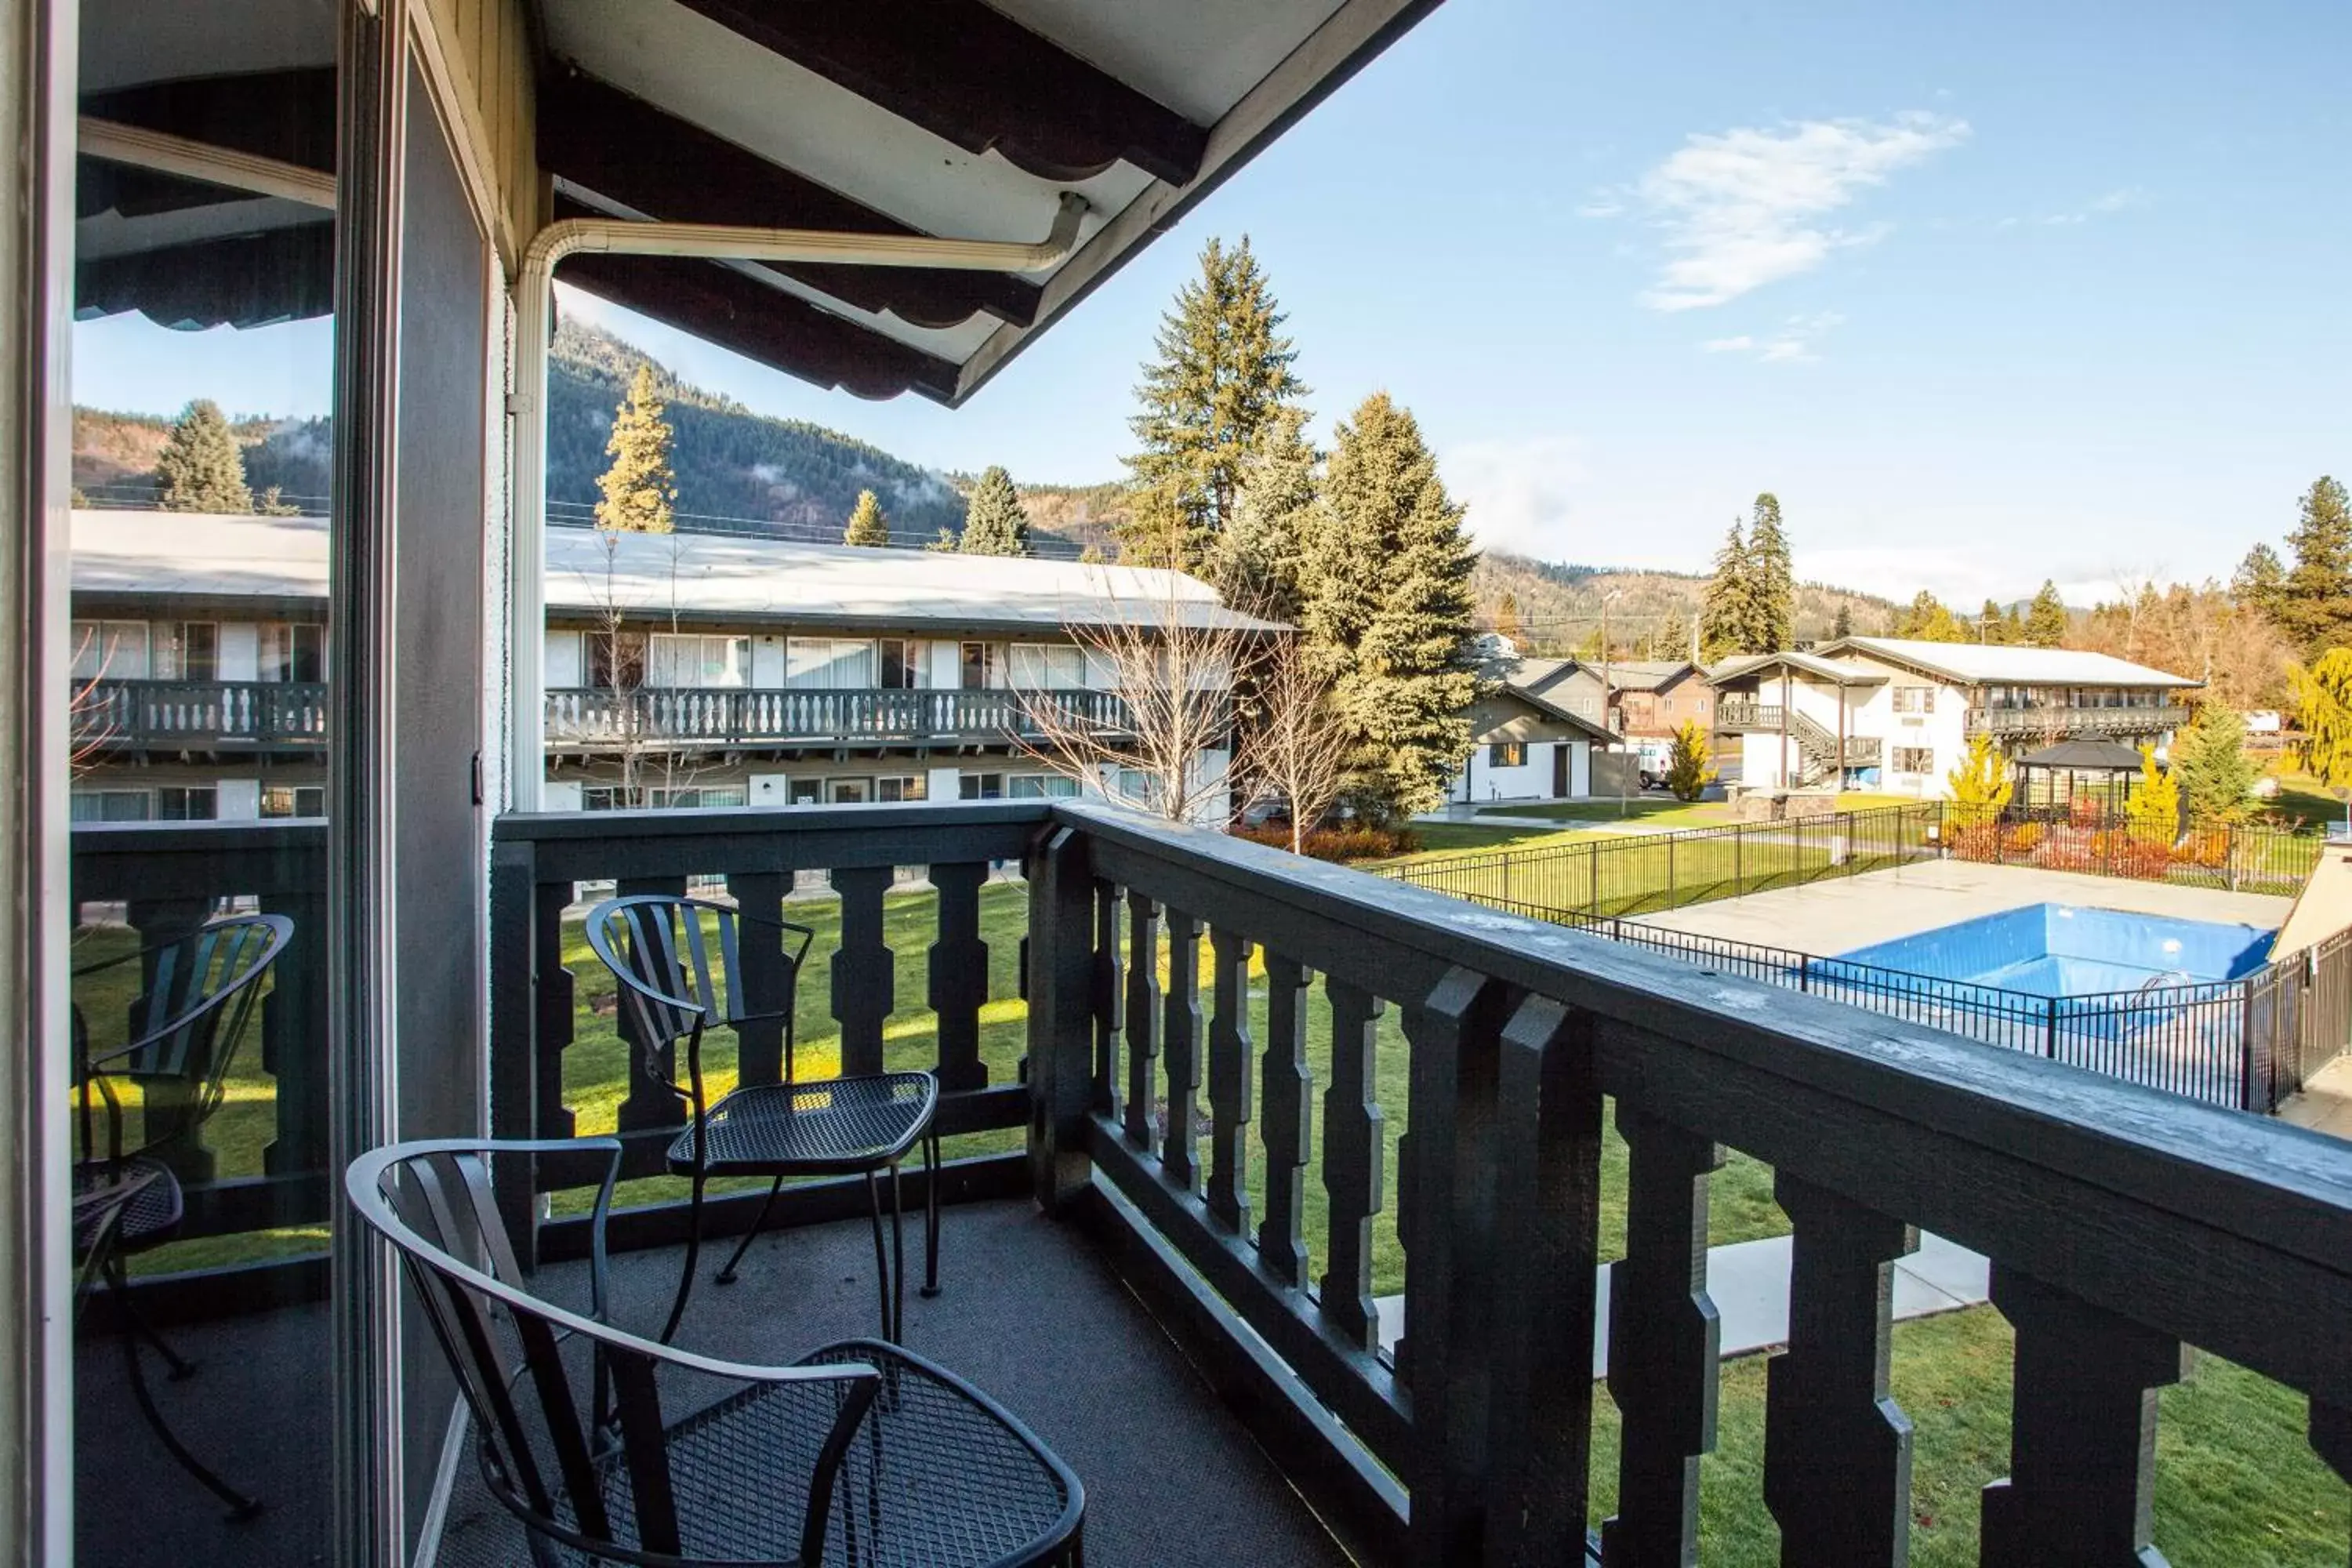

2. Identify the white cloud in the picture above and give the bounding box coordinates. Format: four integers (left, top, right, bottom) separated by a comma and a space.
1806, 545, 2129, 606
2037, 186, 2148, 226
1701, 311, 1845, 364
1443, 434, 1592, 559
1595, 112, 1969, 311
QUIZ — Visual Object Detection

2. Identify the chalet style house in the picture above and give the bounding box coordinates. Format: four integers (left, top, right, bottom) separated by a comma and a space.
1710, 636, 2199, 795
69, 510, 1265, 821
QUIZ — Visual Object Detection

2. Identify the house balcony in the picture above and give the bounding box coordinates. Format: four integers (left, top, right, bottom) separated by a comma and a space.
1968, 704, 2194, 739
71, 804, 2352, 1566
73, 678, 330, 750
1713, 696, 1781, 731
543, 684, 1138, 751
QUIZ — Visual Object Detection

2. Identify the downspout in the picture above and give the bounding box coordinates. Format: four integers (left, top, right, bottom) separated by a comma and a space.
506, 192, 1090, 810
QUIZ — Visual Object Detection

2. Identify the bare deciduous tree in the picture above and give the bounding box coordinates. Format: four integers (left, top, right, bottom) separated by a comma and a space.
560, 528, 714, 808
68, 624, 125, 776
1232, 631, 1346, 853
1012, 568, 1258, 826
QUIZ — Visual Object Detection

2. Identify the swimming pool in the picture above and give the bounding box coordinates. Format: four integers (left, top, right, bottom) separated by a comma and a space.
1838, 903, 2275, 997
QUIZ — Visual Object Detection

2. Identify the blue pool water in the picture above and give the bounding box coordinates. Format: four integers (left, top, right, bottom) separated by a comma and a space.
1839, 904, 2275, 997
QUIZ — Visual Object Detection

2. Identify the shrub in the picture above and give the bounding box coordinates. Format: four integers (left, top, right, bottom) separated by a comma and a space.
1949, 824, 2002, 862
2002, 822, 2045, 855
2106, 833, 2172, 880
1229, 823, 1417, 862
2173, 828, 2233, 869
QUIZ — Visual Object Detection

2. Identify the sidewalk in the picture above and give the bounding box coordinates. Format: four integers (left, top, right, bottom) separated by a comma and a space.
2281, 1055, 2352, 1139
1371, 1230, 1990, 1374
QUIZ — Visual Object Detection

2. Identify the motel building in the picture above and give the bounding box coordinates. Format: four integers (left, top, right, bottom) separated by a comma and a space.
1708, 636, 2201, 797
68, 508, 1261, 822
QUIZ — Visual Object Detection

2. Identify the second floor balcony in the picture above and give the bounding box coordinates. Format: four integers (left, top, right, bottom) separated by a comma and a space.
543, 684, 1141, 750
1968, 703, 2193, 738
74, 677, 329, 749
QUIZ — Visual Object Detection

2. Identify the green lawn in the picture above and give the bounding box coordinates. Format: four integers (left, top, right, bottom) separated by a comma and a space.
1475, 797, 1734, 828
2263, 770, 2350, 834
1385, 822, 1577, 862
1588, 1305, 2349, 1565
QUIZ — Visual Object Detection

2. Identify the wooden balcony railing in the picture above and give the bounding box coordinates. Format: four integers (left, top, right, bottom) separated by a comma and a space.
1968, 704, 2193, 738
543, 685, 1138, 747
1714, 697, 1782, 731
74, 678, 329, 747
69, 819, 331, 1307
481, 800, 2352, 1566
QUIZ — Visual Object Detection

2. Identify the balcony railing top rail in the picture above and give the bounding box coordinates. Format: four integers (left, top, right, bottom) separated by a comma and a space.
1969, 703, 2193, 736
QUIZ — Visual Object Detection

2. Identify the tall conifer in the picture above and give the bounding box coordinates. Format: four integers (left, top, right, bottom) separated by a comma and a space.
1699, 521, 1753, 659
959, 465, 1029, 555
2024, 580, 2068, 647
155, 399, 253, 514
843, 489, 891, 546
1210, 405, 1320, 621
1747, 492, 1794, 652
594, 365, 677, 533
2281, 476, 2352, 657
1299, 394, 1481, 820
1121, 236, 1307, 568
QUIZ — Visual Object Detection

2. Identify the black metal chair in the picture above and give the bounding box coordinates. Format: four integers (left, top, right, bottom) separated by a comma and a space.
347, 1137, 1084, 1567
72, 911, 292, 1521
585, 896, 942, 1346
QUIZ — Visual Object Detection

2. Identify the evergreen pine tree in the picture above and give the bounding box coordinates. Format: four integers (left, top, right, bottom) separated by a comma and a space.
1654, 608, 1691, 661
2281, 477, 2352, 657
1831, 602, 1854, 640
2003, 604, 2026, 642
1208, 404, 1320, 620
843, 489, 891, 546
1977, 598, 2009, 644
2234, 543, 2287, 619
1897, 590, 1966, 642
155, 399, 253, 514
1745, 493, 1795, 652
2171, 706, 2257, 824
593, 365, 677, 533
2024, 580, 2068, 647
958, 465, 1029, 555
1698, 521, 1753, 659
1298, 394, 1481, 821
1121, 235, 1307, 569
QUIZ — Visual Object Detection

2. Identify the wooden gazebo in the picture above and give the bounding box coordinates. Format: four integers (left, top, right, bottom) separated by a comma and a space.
2015, 736, 2146, 815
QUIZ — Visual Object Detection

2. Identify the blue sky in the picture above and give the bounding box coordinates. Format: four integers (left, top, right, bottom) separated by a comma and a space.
74, 0, 2350, 605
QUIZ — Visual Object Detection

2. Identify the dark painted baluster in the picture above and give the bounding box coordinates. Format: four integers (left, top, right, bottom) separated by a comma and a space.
122, 895, 216, 1183
533, 880, 577, 1143
1257, 953, 1311, 1289
1161, 909, 1205, 1192
615, 874, 690, 1131
1399, 967, 1507, 1566
829, 865, 895, 1077
1026, 826, 1096, 1211
1980, 1264, 2188, 1566
927, 861, 990, 1093
1486, 996, 1603, 1566
1763, 1173, 1917, 1568
1604, 1105, 1724, 1567
1091, 878, 1123, 1117
1320, 977, 1385, 1350
257, 886, 328, 1179
728, 870, 788, 1086
1123, 892, 1161, 1152
1204, 926, 1254, 1234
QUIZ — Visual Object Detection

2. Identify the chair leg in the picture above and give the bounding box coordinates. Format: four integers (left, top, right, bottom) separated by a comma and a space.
889, 1160, 907, 1346
920, 1127, 942, 1300
660, 1170, 708, 1347
714, 1173, 786, 1287
107, 1262, 262, 1521
863, 1171, 893, 1344
116, 1269, 198, 1381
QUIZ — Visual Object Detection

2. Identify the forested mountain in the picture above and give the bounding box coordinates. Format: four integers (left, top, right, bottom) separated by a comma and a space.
1476, 550, 1899, 658
71, 320, 969, 539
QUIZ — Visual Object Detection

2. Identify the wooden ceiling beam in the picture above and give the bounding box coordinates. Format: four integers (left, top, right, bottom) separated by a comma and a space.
538, 70, 1040, 331
661, 0, 1207, 184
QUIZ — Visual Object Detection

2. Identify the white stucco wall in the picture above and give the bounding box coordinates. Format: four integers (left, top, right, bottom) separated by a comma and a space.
216, 622, 258, 682
544, 629, 583, 688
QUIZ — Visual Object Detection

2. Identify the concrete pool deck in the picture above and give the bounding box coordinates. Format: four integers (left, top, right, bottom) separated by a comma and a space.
1629, 858, 2292, 955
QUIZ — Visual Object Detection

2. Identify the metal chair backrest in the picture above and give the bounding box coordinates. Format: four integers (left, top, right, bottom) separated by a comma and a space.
73, 913, 291, 1166
584, 896, 814, 1091
347, 1138, 877, 1566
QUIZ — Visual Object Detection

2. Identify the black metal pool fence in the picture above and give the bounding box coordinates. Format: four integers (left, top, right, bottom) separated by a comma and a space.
1380, 804, 2348, 1111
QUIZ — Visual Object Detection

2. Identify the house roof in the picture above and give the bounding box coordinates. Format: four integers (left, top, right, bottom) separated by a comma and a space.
1820, 637, 2200, 689
1708, 649, 1885, 688
2018, 739, 2147, 771
1502, 655, 1591, 697
1483, 684, 1617, 745
1602, 659, 1699, 693
69, 508, 1284, 636
74, 0, 1450, 405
